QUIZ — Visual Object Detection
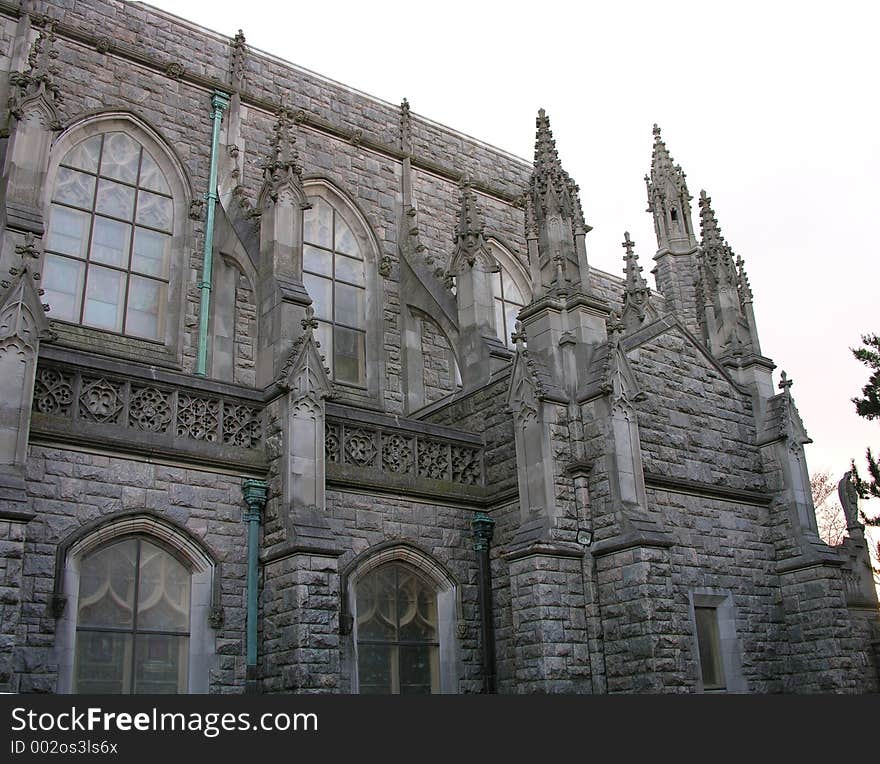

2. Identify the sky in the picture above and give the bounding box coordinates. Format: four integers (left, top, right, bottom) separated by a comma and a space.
141, 0, 880, 487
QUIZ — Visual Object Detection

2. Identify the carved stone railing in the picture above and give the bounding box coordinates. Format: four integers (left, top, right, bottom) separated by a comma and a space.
31, 353, 265, 471
325, 403, 485, 501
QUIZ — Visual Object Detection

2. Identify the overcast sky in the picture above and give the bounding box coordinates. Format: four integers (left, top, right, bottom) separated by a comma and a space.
143, 0, 879, 484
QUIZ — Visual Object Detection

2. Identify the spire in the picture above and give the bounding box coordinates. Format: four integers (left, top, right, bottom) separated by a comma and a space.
526, 109, 591, 298
620, 232, 652, 329
450, 179, 492, 271
260, 103, 305, 204
698, 190, 737, 290
230, 29, 247, 90
645, 124, 695, 253
400, 98, 412, 154
8, 20, 63, 127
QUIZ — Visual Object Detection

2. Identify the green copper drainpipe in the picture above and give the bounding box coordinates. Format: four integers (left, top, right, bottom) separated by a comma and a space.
195, 90, 230, 377
242, 479, 268, 692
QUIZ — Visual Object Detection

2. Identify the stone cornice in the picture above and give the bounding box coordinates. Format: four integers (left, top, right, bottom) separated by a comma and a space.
644, 472, 771, 506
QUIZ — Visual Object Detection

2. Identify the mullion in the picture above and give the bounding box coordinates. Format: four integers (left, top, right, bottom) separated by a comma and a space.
130, 537, 142, 694
121, 147, 145, 335
77, 134, 104, 326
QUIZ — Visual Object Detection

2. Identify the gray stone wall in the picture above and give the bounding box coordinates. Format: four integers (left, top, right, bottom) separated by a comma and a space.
419, 313, 456, 404
18, 445, 248, 693
233, 272, 257, 386
0, 517, 26, 693
630, 328, 764, 489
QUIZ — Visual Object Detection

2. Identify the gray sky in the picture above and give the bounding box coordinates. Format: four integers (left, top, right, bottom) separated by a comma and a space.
143, 0, 880, 482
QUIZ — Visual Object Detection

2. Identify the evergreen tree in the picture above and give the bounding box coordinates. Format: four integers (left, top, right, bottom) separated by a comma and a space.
851, 333, 880, 505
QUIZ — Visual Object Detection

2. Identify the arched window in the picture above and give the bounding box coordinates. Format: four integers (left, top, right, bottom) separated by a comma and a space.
355, 563, 440, 694
43, 131, 174, 340
487, 241, 531, 348
345, 544, 459, 694
302, 197, 366, 386
55, 514, 216, 694
74, 537, 190, 694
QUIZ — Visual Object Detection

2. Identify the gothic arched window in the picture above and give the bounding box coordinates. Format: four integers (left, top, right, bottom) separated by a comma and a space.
73, 537, 190, 694
43, 131, 174, 340
487, 241, 531, 348
302, 197, 366, 386
355, 563, 440, 694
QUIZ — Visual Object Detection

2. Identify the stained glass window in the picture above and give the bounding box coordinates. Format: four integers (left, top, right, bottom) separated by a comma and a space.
356, 564, 440, 694
73, 538, 190, 694
43, 132, 172, 340
303, 198, 366, 386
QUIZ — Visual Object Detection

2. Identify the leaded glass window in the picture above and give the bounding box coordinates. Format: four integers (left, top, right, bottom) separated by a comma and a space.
303, 198, 366, 386
73, 537, 190, 694
356, 563, 440, 694
492, 266, 526, 348
43, 132, 173, 340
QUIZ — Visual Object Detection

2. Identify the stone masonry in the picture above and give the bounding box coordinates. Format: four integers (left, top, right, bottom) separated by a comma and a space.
0, 0, 877, 695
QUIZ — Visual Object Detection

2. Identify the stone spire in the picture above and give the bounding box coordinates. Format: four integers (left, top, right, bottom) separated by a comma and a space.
645, 124, 695, 253
697, 190, 756, 358
260, 104, 304, 205
620, 232, 652, 329
452, 179, 488, 266
698, 190, 738, 293
230, 29, 247, 91
525, 109, 591, 299
449, 179, 501, 390
8, 20, 63, 128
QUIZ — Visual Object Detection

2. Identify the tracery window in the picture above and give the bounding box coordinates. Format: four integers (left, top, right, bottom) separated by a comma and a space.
73, 537, 190, 694
43, 132, 173, 340
492, 266, 527, 348
302, 197, 366, 386
355, 563, 440, 694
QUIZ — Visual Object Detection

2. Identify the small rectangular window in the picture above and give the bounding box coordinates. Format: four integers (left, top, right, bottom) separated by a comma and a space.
694, 606, 726, 690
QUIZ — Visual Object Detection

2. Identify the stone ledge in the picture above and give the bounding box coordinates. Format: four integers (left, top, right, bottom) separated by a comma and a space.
644, 472, 770, 506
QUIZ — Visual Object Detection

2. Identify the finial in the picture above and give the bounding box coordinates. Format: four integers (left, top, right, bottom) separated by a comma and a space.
400, 98, 412, 153
231, 29, 247, 88
778, 371, 793, 392
8, 19, 63, 125
301, 305, 319, 332
622, 231, 636, 257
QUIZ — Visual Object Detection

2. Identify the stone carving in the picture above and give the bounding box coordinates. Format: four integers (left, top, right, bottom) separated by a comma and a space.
78, 378, 123, 424
8, 22, 63, 128
129, 386, 172, 433
177, 393, 220, 442
838, 470, 861, 530
33, 367, 73, 415
451, 446, 481, 485
165, 62, 184, 80
378, 255, 392, 278
345, 428, 377, 468
95, 36, 112, 55
325, 424, 340, 463
417, 440, 450, 481
189, 198, 205, 221
230, 29, 247, 88
223, 403, 261, 448
382, 433, 414, 474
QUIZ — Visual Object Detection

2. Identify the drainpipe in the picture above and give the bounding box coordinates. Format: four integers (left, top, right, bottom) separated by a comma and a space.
195, 90, 230, 377
242, 478, 268, 693
472, 511, 496, 693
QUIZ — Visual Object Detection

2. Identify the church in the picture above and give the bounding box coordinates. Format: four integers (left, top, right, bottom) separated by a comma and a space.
1, 0, 877, 694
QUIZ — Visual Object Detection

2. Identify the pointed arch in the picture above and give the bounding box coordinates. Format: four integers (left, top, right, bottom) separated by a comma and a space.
40, 111, 195, 362
300, 176, 384, 397
53, 510, 218, 694
487, 238, 531, 348
341, 541, 461, 694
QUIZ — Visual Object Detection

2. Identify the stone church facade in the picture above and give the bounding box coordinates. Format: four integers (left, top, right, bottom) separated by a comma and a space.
1, 0, 877, 694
